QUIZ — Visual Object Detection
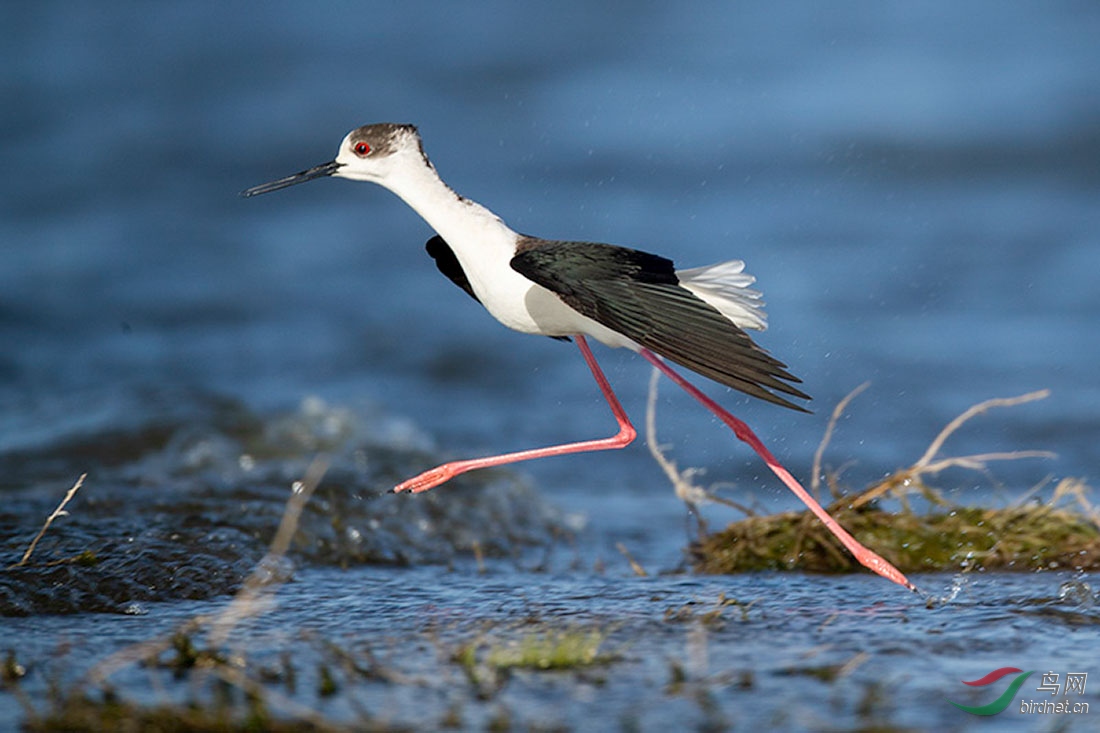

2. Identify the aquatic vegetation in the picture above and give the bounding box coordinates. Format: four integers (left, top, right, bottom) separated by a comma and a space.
675, 386, 1100, 575
482, 627, 611, 670
692, 483, 1100, 574
449, 623, 619, 703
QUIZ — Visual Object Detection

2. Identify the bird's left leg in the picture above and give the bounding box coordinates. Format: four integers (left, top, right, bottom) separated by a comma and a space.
393, 335, 636, 494
638, 348, 916, 592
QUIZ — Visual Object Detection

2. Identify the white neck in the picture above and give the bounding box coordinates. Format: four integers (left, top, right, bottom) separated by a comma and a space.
359, 150, 539, 334
377, 154, 516, 258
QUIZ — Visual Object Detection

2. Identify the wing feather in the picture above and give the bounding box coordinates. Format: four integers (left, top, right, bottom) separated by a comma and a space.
426, 235, 480, 303
511, 239, 810, 411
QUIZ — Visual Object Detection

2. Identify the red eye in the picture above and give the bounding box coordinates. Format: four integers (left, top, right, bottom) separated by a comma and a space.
354, 141, 371, 156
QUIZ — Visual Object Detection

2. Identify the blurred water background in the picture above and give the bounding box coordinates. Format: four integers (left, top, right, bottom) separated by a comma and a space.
1, 2, 1098, 730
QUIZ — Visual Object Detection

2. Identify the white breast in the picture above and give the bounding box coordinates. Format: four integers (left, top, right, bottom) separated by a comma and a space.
374, 150, 638, 349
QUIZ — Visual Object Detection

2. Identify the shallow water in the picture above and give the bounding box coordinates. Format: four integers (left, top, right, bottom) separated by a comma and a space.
6, 562, 1099, 730
2, 2, 1099, 729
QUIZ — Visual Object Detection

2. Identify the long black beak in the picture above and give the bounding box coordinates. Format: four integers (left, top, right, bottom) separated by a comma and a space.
240, 160, 343, 197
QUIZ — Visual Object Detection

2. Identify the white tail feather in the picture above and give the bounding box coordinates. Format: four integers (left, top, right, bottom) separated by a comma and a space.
676, 260, 768, 331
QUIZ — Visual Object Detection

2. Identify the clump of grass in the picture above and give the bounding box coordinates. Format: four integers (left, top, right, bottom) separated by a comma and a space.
692, 482, 1100, 574
647, 381, 1100, 575
454, 625, 616, 675
484, 628, 610, 671
449, 624, 617, 703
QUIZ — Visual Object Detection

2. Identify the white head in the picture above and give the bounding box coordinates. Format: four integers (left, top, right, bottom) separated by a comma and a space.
334, 123, 427, 182
241, 123, 428, 197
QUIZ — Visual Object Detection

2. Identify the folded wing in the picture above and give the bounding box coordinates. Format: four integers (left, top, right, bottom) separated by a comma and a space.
510, 238, 810, 411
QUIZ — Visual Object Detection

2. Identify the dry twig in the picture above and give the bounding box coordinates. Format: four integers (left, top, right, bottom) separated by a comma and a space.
851, 390, 1055, 509
644, 368, 752, 519
810, 382, 869, 502
615, 542, 648, 577
12, 473, 86, 568
914, 390, 1052, 469
1049, 477, 1100, 530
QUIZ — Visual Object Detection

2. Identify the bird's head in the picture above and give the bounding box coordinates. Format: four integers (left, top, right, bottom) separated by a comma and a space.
333, 123, 426, 183
241, 123, 425, 197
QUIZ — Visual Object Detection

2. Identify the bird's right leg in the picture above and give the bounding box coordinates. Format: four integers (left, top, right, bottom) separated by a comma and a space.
392, 334, 636, 494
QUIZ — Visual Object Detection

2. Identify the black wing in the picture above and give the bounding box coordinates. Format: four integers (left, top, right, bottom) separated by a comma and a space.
426, 235, 481, 303
510, 238, 811, 412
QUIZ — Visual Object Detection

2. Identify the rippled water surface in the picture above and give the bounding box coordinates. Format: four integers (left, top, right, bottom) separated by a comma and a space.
2, 2, 1099, 730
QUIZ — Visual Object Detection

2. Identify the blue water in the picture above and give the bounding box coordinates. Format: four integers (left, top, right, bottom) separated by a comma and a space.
2, 2, 1099, 730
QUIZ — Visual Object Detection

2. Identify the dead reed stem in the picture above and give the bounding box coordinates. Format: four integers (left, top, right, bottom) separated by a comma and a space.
12, 473, 86, 568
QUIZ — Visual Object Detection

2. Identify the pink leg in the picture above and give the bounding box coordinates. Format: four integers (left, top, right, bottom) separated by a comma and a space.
393, 335, 637, 494
639, 349, 916, 592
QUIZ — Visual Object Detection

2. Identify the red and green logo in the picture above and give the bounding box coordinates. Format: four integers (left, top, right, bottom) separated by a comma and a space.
948, 667, 1034, 715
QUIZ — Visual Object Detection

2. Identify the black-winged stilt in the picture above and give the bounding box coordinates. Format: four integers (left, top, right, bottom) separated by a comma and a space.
243, 123, 913, 591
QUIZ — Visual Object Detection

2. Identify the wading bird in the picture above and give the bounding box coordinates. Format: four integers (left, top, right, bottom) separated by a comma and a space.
243, 123, 913, 590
